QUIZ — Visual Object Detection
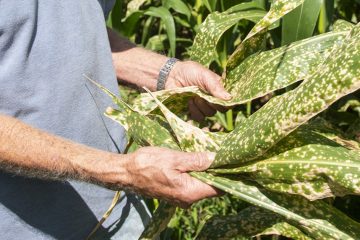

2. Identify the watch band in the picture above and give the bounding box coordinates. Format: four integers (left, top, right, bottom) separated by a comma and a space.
156, 57, 178, 91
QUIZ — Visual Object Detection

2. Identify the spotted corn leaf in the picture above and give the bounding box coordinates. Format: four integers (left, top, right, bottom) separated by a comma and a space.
189, 9, 266, 66
139, 201, 176, 240
270, 193, 360, 240
211, 124, 360, 200
197, 206, 311, 240
106, 108, 180, 149
105, 88, 224, 239
100, 98, 181, 240
226, 0, 305, 70
333, 19, 355, 32
85, 75, 134, 112
223, 30, 348, 100
120, 114, 180, 239
126, 0, 147, 17
132, 29, 349, 115
86, 77, 179, 149
303, 118, 360, 151
87, 76, 181, 240
214, 23, 360, 168
132, 87, 197, 115
144, 88, 225, 152
85, 75, 134, 130
110, 111, 179, 240
192, 172, 360, 239
259, 222, 311, 240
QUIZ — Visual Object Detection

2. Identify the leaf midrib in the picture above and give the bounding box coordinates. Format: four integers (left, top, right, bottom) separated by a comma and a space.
295, 2, 305, 41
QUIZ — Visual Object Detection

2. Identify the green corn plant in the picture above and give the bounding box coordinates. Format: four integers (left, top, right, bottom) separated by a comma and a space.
101, 0, 360, 239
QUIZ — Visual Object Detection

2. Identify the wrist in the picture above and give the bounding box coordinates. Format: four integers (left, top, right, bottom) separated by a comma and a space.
74, 150, 130, 188
112, 45, 171, 91
156, 57, 179, 91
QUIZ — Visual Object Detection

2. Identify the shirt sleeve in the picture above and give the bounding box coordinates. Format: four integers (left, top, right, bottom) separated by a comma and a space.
98, 0, 116, 19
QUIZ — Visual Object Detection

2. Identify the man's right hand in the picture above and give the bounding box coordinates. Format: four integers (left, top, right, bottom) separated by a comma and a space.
120, 147, 221, 207
0, 115, 219, 208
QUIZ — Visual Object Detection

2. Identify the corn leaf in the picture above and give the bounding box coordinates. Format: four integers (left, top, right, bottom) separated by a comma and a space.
132, 87, 201, 115
304, 118, 360, 151
139, 201, 176, 240
226, 2, 266, 14
189, 9, 266, 66
145, 7, 176, 57
162, 0, 191, 19
333, 19, 355, 32
132, 29, 348, 115
259, 222, 311, 240
197, 206, 311, 240
85, 76, 179, 150
281, 0, 322, 45
202, 0, 217, 13
106, 108, 180, 150
107, 111, 180, 240
144, 88, 224, 152
126, 0, 147, 17
318, 0, 334, 33
89, 80, 181, 240
105, 108, 131, 131
226, 0, 305, 70
211, 123, 360, 200
223, 30, 348, 100
192, 172, 360, 239
214, 23, 360, 168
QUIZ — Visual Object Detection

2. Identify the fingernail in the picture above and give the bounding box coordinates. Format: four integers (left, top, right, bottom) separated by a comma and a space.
223, 92, 232, 100
206, 152, 216, 161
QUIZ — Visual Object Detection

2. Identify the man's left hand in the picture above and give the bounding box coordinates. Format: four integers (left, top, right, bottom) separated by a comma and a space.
166, 60, 232, 121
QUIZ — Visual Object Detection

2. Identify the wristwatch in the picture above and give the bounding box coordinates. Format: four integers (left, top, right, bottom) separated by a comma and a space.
156, 57, 179, 91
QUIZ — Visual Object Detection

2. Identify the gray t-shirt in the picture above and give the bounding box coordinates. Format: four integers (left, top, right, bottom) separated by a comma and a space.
0, 1, 150, 239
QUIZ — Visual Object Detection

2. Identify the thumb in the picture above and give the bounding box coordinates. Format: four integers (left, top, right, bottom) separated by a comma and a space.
204, 74, 232, 101
177, 152, 216, 172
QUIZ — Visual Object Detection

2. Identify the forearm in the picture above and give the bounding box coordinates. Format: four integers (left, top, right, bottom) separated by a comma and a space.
108, 28, 172, 91
0, 115, 220, 205
0, 114, 129, 187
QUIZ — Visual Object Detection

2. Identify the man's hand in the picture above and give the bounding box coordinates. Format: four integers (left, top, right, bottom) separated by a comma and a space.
108, 29, 232, 121
166, 61, 231, 100
0, 115, 220, 208
123, 147, 220, 207
167, 60, 232, 121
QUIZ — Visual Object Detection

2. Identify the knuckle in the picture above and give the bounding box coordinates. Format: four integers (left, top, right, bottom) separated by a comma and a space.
172, 177, 183, 188
172, 174, 184, 188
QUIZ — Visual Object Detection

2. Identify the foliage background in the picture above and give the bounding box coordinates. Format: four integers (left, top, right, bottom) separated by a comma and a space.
107, 0, 360, 239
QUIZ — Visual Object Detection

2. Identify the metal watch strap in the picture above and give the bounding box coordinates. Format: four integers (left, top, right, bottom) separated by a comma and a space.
156, 57, 178, 91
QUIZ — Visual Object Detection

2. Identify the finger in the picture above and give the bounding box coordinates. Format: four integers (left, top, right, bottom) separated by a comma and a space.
203, 73, 232, 101
176, 152, 215, 172
189, 98, 205, 122
182, 174, 222, 203
194, 97, 216, 117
